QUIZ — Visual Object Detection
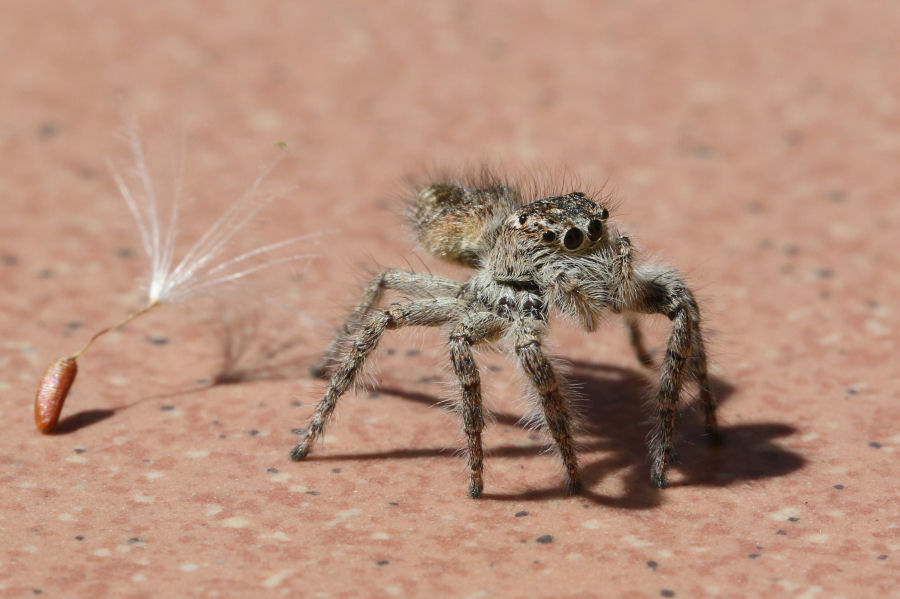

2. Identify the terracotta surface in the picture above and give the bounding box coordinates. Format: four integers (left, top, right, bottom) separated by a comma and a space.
2, 2, 898, 597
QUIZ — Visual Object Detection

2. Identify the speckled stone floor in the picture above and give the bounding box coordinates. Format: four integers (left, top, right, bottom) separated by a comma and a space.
2, 2, 898, 597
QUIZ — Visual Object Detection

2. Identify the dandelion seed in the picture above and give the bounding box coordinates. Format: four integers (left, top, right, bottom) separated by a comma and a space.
34, 357, 77, 433
33, 118, 315, 433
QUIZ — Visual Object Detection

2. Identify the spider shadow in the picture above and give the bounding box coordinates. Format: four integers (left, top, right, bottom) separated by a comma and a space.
307, 360, 805, 508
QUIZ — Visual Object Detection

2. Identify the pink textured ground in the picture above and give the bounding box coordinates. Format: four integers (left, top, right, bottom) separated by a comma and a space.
2, 2, 898, 597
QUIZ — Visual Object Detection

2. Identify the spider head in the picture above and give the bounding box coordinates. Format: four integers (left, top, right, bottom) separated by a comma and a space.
512, 191, 610, 252
486, 191, 612, 281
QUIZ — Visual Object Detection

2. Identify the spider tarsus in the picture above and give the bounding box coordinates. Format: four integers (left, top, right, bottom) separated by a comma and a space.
566, 478, 583, 494
651, 472, 669, 489
289, 443, 309, 461
468, 480, 484, 498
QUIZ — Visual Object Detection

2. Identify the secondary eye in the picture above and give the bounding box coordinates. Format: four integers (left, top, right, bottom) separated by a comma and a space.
598, 208, 609, 220
563, 228, 584, 250
542, 230, 557, 243
587, 219, 603, 241
518, 214, 528, 224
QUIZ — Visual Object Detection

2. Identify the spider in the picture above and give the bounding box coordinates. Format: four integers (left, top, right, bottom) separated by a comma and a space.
291, 173, 720, 497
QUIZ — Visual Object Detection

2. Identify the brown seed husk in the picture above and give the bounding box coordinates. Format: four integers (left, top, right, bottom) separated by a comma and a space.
34, 357, 78, 433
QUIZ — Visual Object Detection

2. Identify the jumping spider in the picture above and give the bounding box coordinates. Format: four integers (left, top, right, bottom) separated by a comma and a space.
292, 173, 719, 497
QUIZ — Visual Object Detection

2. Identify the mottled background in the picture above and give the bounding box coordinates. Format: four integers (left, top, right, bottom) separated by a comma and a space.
1, 1, 898, 597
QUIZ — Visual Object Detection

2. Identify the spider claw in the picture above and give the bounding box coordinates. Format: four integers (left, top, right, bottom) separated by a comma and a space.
289, 443, 309, 461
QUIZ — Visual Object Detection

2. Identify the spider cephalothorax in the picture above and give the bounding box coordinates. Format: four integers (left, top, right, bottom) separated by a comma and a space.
295, 174, 719, 497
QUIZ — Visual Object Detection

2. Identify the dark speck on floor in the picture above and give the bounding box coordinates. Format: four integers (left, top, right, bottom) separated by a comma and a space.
869, 441, 882, 449
646, 560, 658, 570
368, 391, 381, 399
292, 400, 303, 407
386, 348, 396, 355
748, 553, 760, 559
514, 511, 529, 518
827, 190, 847, 203
291, 428, 306, 435
1, 254, 18, 266
660, 590, 675, 598
116, 247, 135, 258
160, 405, 175, 411
776, 530, 787, 535
488, 365, 502, 372
833, 484, 844, 490
815, 268, 835, 279
528, 434, 540, 441
376, 560, 389, 566
75, 535, 84, 541
788, 517, 800, 522
73, 448, 86, 454
536, 535, 553, 544
36, 120, 59, 140
127, 537, 145, 545
782, 244, 799, 255
846, 387, 859, 395
66, 321, 82, 330
267, 468, 279, 473
331, 468, 342, 474
249, 429, 260, 436
305, 490, 320, 496
32, 589, 43, 595
147, 336, 169, 345
877, 554, 888, 560
388, 502, 399, 506
37, 268, 54, 279
405, 349, 421, 356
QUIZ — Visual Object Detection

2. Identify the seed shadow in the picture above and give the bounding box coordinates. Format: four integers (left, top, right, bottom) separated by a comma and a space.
206, 305, 314, 385
304, 361, 805, 507
51, 408, 117, 434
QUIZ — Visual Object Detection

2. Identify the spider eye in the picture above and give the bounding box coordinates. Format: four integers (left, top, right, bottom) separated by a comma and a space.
542, 230, 557, 243
599, 208, 609, 220
571, 191, 585, 199
563, 227, 584, 250
587, 219, 603, 241
518, 214, 528, 225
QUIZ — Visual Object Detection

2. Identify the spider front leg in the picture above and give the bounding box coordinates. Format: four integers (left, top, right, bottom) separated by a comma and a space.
630, 267, 719, 488
614, 236, 655, 367
292, 297, 465, 461
448, 313, 506, 498
514, 318, 581, 493
310, 269, 463, 378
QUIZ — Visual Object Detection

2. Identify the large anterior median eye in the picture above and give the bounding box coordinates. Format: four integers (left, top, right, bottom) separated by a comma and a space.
587, 219, 603, 241
563, 227, 584, 250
